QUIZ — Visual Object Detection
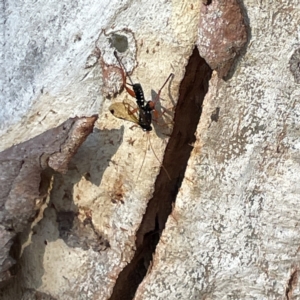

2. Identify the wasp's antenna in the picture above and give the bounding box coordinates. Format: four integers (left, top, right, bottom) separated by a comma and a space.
136, 133, 171, 181
136, 133, 149, 181
114, 51, 134, 86
147, 134, 171, 181
160, 73, 174, 92
151, 73, 174, 108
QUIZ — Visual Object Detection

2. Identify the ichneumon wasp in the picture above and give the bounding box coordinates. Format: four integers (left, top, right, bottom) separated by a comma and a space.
109, 51, 173, 131
109, 51, 174, 179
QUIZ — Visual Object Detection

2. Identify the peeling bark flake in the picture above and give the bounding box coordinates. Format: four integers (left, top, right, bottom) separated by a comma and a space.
0, 115, 98, 286
198, 0, 248, 78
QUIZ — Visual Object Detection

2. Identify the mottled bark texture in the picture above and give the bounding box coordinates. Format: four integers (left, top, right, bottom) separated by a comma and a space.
2, 0, 299, 298
0, 116, 97, 286
197, 0, 248, 78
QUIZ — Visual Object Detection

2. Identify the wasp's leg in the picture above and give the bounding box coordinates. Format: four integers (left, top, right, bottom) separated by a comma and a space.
152, 73, 174, 106
152, 117, 174, 128
152, 106, 175, 128
123, 101, 139, 116
160, 105, 176, 118
121, 67, 137, 98
128, 106, 139, 116
129, 124, 140, 130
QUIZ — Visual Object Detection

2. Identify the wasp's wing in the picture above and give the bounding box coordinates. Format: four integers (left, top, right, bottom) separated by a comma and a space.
109, 99, 139, 124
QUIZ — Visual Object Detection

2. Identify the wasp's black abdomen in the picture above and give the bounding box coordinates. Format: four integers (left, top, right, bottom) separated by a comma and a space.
138, 106, 152, 131
133, 84, 146, 108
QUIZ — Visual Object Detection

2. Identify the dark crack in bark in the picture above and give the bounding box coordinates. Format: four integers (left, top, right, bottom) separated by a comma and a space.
286, 268, 298, 300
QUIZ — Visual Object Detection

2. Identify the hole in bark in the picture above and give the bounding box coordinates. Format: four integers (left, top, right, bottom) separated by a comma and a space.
109, 47, 212, 300
109, 34, 129, 53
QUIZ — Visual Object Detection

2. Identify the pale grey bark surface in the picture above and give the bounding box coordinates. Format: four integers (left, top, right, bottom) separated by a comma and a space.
136, 1, 300, 299
1, 0, 300, 299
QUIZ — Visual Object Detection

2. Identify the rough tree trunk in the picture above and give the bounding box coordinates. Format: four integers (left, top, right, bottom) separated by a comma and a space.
1, 0, 299, 299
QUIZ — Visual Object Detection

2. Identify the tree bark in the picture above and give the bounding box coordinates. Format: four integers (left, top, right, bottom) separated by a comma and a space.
0, 116, 97, 287
1, 0, 299, 299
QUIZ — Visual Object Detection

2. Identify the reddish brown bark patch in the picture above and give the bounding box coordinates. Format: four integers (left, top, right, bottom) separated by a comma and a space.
198, 0, 248, 78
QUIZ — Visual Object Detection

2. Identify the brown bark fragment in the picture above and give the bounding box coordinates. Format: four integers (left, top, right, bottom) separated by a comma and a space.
289, 48, 300, 84
286, 267, 299, 300
21, 289, 57, 300
198, 0, 248, 78
0, 115, 97, 286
